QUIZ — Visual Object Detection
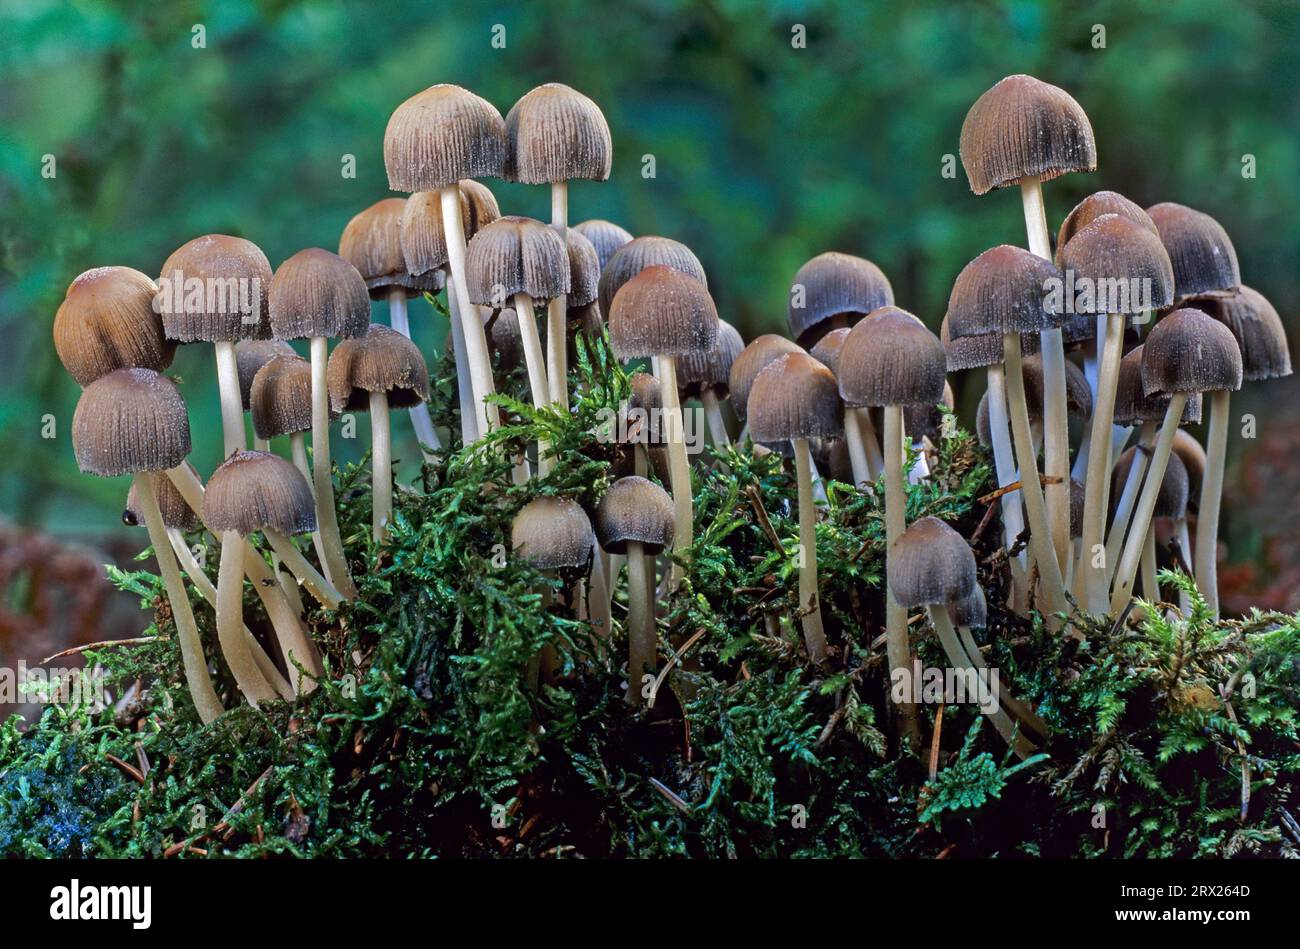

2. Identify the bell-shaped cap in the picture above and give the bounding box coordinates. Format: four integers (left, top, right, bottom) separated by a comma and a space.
747, 352, 844, 444
384, 84, 505, 192
946, 245, 1064, 337
727, 335, 803, 421
596, 475, 675, 555
1171, 429, 1207, 503
1113, 345, 1202, 425
489, 307, 523, 372
575, 219, 633, 270
73, 368, 191, 476
940, 313, 1040, 371
124, 472, 200, 531
959, 74, 1097, 195
1147, 202, 1241, 303
55, 267, 175, 386
1023, 352, 1092, 421
951, 584, 987, 629
905, 381, 955, 444
250, 353, 314, 439
561, 227, 601, 307
400, 182, 501, 279
838, 307, 947, 408
269, 248, 371, 342
621, 371, 665, 447
340, 198, 443, 298
597, 235, 706, 317
1059, 213, 1174, 314
1192, 286, 1291, 382
607, 265, 718, 361
887, 516, 978, 608
786, 252, 894, 347
1056, 191, 1157, 265
465, 215, 570, 306
235, 339, 295, 410
1142, 307, 1243, 396
503, 83, 612, 184
204, 450, 316, 537
676, 319, 744, 398
511, 496, 595, 570
809, 327, 849, 377
327, 324, 431, 413
157, 235, 273, 342
1112, 446, 1189, 520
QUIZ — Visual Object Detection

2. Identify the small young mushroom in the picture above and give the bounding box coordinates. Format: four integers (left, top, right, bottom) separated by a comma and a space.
786, 252, 894, 349
747, 352, 844, 664
596, 235, 707, 318
676, 319, 744, 447
596, 476, 675, 706
574, 219, 633, 270
54, 267, 175, 386
234, 339, 296, 450
810, 328, 883, 481
728, 334, 804, 447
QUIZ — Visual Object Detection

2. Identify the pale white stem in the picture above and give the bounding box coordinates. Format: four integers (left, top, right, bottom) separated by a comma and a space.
513, 293, 554, 477
1195, 389, 1230, 618
445, 296, 478, 445
290, 431, 330, 570
1141, 524, 1159, 602
387, 288, 442, 458
265, 529, 343, 610
842, 408, 872, 486
310, 336, 356, 600
1079, 313, 1124, 613
369, 390, 392, 543
547, 180, 570, 410
657, 357, 693, 587
793, 438, 828, 664
1104, 422, 1155, 585
253, 437, 270, 452
625, 540, 654, 706
907, 441, 930, 484
587, 546, 611, 647
701, 389, 731, 446
441, 184, 500, 437
808, 452, 828, 503
1176, 517, 1194, 616
214, 340, 247, 459
857, 407, 885, 479
987, 366, 1029, 612
216, 532, 279, 706
884, 404, 919, 744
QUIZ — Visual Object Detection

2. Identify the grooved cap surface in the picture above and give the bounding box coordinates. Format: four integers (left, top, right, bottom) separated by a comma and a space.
511, 496, 595, 569
728, 335, 803, 421
327, 324, 431, 412
607, 265, 718, 360
1192, 286, 1291, 382
235, 339, 296, 410
269, 248, 371, 341
596, 475, 675, 555
124, 471, 200, 531
55, 266, 176, 387
887, 516, 978, 608
597, 236, 706, 316
1113, 345, 1203, 424
574, 219, 633, 270
399, 181, 501, 278
747, 351, 844, 443
946, 245, 1064, 337
1055, 191, 1157, 265
465, 215, 571, 304
250, 353, 314, 439
340, 198, 443, 297
384, 84, 506, 192
1059, 213, 1174, 314
676, 319, 744, 397
1147, 202, 1241, 303
786, 252, 894, 346
503, 83, 612, 184
204, 450, 316, 536
838, 307, 947, 407
73, 368, 191, 476
157, 235, 273, 342
941, 312, 1039, 371
1142, 307, 1243, 395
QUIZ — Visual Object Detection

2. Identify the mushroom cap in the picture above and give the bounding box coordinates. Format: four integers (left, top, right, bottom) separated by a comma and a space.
959, 74, 1097, 196
676, 319, 744, 398
511, 495, 595, 570
607, 265, 719, 360
250, 352, 314, 439
905, 381, 955, 443
596, 475, 675, 555
1192, 285, 1291, 382
747, 351, 844, 443
465, 215, 570, 305
204, 450, 316, 536
157, 234, 273, 342
1112, 446, 1189, 520
1142, 307, 1243, 396
1170, 429, 1207, 502
399, 181, 501, 279
327, 324, 431, 412
269, 248, 371, 341
55, 267, 176, 387
561, 226, 601, 307
503, 83, 612, 184
838, 307, 948, 408
574, 219, 633, 270
786, 252, 895, 347
887, 516, 978, 608
940, 312, 1039, 371
1055, 191, 1158, 265
597, 235, 706, 317
73, 368, 191, 476
340, 198, 443, 298
234, 339, 296, 410
951, 584, 987, 629
623, 371, 665, 446
384, 84, 506, 192
1147, 202, 1241, 303
124, 472, 200, 531
488, 307, 523, 371
809, 327, 850, 377
728, 335, 804, 421
1113, 345, 1203, 425
1059, 213, 1175, 314
1023, 353, 1093, 422
945, 245, 1064, 337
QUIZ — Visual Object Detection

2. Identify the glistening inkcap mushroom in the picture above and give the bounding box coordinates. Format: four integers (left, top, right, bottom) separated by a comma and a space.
55, 267, 175, 387
786, 252, 894, 348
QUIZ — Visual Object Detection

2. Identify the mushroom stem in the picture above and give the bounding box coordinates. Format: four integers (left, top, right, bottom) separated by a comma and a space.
986, 365, 1028, 592
440, 184, 500, 437
1104, 422, 1154, 585
265, 529, 343, 610
625, 540, 654, 706
216, 531, 280, 706
309, 336, 356, 600
1195, 389, 1230, 617
214, 340, 247, 459
1079, 312, 1124, 613
587, 547, 612, 652
513, 293, 554, 477
1141, 524, 1159, 602
883, 405, 919, 744
793, 437, 828, 664
135, 474, 224, 723
1176, 517, 1194, 615
547, 180, 570, 410
1109, 395, 1187, 614
368, 390, 393, 543
700, 390, 731, 446
656, 356, 693, 588
290, 431, 330, 570
842, 408, 872, 486
445, 294, 479, 445
387, 288, 442, 458
857, 408, 885, 478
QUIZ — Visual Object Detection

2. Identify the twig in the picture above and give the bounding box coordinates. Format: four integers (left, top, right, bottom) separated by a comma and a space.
977, 474, 1064, 506
745, 484, 785, 553
647, 777, 691, 814
647, 627, 707, 709
104, 753, 145, 784
928, 703, 945, 780
42, 636, 157, 664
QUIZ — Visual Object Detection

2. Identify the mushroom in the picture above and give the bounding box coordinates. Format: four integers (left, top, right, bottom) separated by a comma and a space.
747, 351, 844, 663
1109, 308, 1241, 614
560, 227, 603, 355
1112, 447, 1188, 603
812, 326, 883, 483
268, 248, 370, 600
608, 266, 719, 586
328, 325, 431, 542
676, 319, 744, 447
729, 334, 804, 449
504, 84, 612, 410
596, 235, 707, 318
961, 76, 1098, 579
1056, 191, 1159, 266
1147, 203, 1242, 305
596, 476, 675, 706
72, 368, 224, 723
786, 251, 894, 349
574, 219, 633, 270
54, 267, 175, 386
384, 84, 506, 439
157, 235, 274, 459
234, 339, 296, 450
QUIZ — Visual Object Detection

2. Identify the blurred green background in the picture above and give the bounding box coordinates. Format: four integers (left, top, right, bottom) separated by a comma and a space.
0, 0, 1296, 594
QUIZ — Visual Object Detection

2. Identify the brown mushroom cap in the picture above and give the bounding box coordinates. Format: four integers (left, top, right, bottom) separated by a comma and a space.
327, 324, 431, 413
488, 307, 523, 372
1059, 213, 1175, 314
55, 267, 176, 387
503, 83, 612, 184
574, 219, 633, 270
728, 335, 804, 421
887, 516, 978, 608
561, 227, 601, 307
250, 353, 314, 439
384, 84, 506, 192
465, 215, 570, 306
511, 496, 595, 570
809, 327, 850, 377
1142, 307, 1243, 396
1113, 345, 1203, 425
596, 475, 675, 555
676, 319, 744, 398
945, 245, 1064, 338
1147, 202, 1241, 303
951, 584, 988, 629
73, 368, 191, 476
1023, 353, 1092, 421
340, 198, 443, 298
399, 181, 502, 280
597, 236, 706, 317
607, 265, 719, 361
1191, 286, 1292, 382
838, 307, 948, 408
234, 339, 296, 410
269, 248, 371, 342
623, 371, 666, 447
1055, 191, 1158, 265
1170, 429, 1207, 502
905, 381, 955, 444
204, 450, 316, 536
124, 472, 200, 531
959, 74, 1097, 196
157, 235, 273, 342
786, 252, 894, 347
1112, 446, 1189, 520
941, 312, 1039, 371
747, 352, 844, 443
